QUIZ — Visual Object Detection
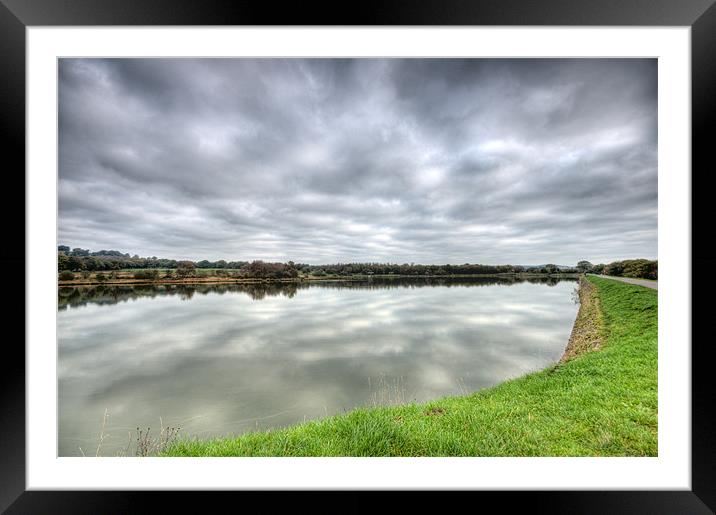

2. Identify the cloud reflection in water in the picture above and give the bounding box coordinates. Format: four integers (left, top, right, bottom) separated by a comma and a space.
58, 277, 578, 456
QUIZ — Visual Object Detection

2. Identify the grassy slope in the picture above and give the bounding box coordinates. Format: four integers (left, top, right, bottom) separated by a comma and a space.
164, 276, 657, 457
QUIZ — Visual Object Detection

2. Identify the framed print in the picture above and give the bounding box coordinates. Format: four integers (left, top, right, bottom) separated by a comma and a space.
2, 0, 714, 512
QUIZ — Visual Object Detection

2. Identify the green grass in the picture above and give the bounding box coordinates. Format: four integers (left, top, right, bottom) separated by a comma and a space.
164, 276, 657, 457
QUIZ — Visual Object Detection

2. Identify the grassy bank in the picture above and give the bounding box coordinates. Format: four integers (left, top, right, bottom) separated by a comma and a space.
164, 276, 657, 456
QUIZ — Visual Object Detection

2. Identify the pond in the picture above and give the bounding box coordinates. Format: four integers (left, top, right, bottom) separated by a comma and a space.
58, 277, 579, 456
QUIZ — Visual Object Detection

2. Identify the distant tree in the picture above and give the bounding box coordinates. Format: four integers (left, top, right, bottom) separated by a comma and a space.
601, 259, 657, 279
58, 253, 70, 271
243, 260, 298, 279
603, 261, 625, 277
622, 259, 657, 280
67, 256, 86, 271
58, 245, 70, 253
543, 264, 559, 274
133, 269, 159, 280
576, 261, 593, 273
91, 250, 125, 257
84, 257, 102, 271
176, 261, 196, 277
70, 248, 90, 257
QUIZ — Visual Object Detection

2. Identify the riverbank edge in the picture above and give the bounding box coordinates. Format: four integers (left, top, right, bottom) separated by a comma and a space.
58, 272, 580, 287
559, 276, 604, 363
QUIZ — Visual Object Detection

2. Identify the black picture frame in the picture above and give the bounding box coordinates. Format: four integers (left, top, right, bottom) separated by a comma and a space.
2, 0, 714, 512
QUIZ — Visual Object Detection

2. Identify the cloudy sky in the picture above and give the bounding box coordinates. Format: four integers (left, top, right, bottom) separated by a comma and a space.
59, 58, 657, 265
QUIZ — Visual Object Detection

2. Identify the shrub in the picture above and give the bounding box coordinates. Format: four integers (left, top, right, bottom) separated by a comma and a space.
59, 271, 75, 281
176, 261, 196, 278
133, 269, 159, 280
242, 260, 299, 279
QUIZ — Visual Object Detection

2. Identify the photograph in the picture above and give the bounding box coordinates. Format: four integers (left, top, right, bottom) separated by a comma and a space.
3, 0, 711, 507
57, 57, 658, 458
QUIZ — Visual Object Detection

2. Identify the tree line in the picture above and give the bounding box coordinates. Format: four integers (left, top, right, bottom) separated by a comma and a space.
58, 246, 583, 279
576, 259, 657, 280
58, 246, 249, 271
58, 247, 656, 280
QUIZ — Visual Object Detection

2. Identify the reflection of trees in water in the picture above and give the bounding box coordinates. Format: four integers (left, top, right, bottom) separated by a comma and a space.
310, 276, 571, 291
58, 282, 302, 309
58, 276, 576, 309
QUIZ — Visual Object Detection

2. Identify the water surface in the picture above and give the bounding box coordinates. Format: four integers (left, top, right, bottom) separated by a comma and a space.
58, 277, 578, 456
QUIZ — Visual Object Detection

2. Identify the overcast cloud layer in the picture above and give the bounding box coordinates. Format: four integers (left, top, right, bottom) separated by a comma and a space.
59, 58, 657, 264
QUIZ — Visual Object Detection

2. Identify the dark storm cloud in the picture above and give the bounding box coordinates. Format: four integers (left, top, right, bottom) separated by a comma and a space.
59, 58, 657, 264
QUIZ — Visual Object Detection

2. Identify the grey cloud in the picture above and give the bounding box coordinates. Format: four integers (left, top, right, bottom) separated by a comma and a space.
59, 58, 657, 264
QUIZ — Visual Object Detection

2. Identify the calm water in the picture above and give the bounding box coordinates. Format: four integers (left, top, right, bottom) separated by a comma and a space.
58, 277, 578, 456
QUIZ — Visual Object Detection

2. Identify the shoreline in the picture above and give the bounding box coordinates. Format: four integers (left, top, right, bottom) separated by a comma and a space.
58, 272, 580, 288
559, 276, 604, 363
